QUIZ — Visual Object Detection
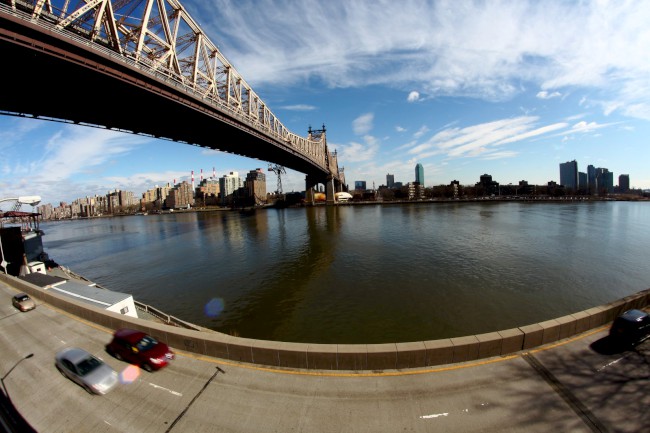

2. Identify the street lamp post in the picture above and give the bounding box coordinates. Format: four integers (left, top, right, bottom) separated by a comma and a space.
0, 237, 7, 274
1, 354, 34, 395
0, 353, 35, 432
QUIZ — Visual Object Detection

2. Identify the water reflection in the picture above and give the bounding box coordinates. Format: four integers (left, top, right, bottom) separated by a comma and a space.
41, 202, 650, 344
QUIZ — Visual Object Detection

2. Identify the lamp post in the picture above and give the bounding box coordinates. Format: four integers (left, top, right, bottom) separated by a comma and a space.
0, 237, 7, 274
1, 354, 34, 396
0, 353, 35, 432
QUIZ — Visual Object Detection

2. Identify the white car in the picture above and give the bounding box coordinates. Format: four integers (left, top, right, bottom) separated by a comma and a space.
55, 347, 118, 395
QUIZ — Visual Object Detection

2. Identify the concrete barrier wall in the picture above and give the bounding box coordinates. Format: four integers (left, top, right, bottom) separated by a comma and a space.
2, 274, 649, 371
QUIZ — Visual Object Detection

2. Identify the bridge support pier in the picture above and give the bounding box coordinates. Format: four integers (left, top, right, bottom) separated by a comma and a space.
305, 174, 339, 205
325, 177, 336, 205
304, 186, 315, 205
304, 174, 319, 206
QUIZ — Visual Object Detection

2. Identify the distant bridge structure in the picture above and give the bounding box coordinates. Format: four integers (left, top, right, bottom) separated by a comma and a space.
0, 0, 345, 202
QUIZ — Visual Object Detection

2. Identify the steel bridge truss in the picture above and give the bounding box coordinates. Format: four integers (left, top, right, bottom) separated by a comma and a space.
1, 0, 343, 183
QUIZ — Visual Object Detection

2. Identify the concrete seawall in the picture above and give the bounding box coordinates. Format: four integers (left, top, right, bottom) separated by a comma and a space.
3, 273, 649, 370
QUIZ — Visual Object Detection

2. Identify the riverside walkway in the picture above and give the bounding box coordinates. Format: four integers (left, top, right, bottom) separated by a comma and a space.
1, 277, 649, 432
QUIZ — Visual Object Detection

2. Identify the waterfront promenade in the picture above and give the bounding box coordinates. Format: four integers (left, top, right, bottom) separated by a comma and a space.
1, 276, 649, 432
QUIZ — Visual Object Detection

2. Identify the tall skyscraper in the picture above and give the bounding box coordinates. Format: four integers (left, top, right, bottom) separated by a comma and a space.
595, 168, 613, 193
578, 172, 587, 191
386, 173, 395, 188
619, 174, 630, 192
559, 160, 578, 190
415, 163, 424, 185
587, 164, 596, 194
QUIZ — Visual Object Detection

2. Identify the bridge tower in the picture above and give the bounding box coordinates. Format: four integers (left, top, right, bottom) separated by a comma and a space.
304, 125, 344, 205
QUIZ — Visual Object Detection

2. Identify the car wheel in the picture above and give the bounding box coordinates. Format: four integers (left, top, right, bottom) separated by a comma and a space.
114, 352, 123, 361
142, 363, 153, 372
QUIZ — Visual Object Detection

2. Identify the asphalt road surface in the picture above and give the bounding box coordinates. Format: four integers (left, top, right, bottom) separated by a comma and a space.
1, 281, 648, 433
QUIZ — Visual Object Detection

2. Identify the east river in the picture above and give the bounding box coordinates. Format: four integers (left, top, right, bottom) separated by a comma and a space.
40, 201, 650, 344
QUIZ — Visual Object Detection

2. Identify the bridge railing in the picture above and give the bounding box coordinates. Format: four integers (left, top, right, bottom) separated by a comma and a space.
1, 0, 334, 173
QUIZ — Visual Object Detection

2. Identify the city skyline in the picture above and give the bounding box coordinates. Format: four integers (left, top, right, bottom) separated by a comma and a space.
2, 1, 650, 208
40, 155, 630, 216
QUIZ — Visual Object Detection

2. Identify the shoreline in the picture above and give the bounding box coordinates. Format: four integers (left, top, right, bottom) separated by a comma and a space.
37, 194, 650, 223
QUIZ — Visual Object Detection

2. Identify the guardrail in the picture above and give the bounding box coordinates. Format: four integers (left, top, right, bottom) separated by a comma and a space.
42, 266, 203, 331
133, 301, 203, 331
2, 273, 648, 371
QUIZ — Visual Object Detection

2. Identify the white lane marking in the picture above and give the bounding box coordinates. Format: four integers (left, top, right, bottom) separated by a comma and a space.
420, 413, 449, 419
104, 421, 112, 426
596, 354, 630, 372
148, 382, 183, 396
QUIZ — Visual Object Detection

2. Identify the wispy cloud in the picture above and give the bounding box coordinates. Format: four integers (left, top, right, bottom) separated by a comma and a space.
280, 104, 317, 111
195, 0, 650, 119
536, 90, 561, 100
38, 127, 146, 182
410, 116, 572, 160
352, 113, 374, 135
2, 126, 149, 204
481, 150, 518, 160
336, 135, 380, 162
413, 126, 429, 139
570, 121, 613, 133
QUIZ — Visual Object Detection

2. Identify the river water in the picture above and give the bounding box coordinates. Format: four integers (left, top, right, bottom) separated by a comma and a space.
40, 201, 650, 344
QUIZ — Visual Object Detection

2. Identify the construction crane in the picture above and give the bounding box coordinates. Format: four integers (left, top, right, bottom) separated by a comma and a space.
267, 164, 286, 197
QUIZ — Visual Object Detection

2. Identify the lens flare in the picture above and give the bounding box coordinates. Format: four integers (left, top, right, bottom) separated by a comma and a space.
119, 364, 141, 384
204, 298, 225, 318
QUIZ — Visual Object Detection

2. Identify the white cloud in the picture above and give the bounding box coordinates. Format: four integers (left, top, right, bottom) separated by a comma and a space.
352, 113, 374, 135
195, 0, 650, 118
407, 91, 420, 102
536, 90, 561, 99
280, 104, 317, 111
409, 116, 572, 160
38, 127, 145, 183
336, 135, 380, 163
481, 151, 518, 160
413, 125, 429, 139
1, 125, 149, 205
395, 126, 406, 132
496, 122, 569, 145
571, 121, 605, 133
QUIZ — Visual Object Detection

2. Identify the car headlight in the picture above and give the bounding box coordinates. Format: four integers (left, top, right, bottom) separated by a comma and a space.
149, 357, 164, 365
92, 383, 111, 393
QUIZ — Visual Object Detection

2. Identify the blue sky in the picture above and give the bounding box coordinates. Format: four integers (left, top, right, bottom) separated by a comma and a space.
2, 0, 650, 208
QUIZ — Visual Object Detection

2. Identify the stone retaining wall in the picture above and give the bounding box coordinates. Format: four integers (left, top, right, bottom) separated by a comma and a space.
3, 274, 648, 371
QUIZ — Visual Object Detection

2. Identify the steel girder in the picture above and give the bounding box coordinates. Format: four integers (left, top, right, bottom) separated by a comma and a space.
0, 0, 344, 182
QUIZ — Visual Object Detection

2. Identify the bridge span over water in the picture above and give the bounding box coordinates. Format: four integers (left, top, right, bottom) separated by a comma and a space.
0, 0, 346, 202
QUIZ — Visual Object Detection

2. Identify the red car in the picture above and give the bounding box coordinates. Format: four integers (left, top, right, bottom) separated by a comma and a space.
105, 329, 175, 371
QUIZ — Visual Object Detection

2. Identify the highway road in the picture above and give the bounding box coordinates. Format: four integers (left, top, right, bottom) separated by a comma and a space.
1, 281, 648, 433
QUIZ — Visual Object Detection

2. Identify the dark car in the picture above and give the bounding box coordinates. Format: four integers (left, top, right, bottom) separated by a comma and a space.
609, 309, 650, 346
105, 328, 175, 371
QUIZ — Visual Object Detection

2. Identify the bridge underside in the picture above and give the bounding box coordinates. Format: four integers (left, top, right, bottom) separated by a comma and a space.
0, 16, 329, 180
